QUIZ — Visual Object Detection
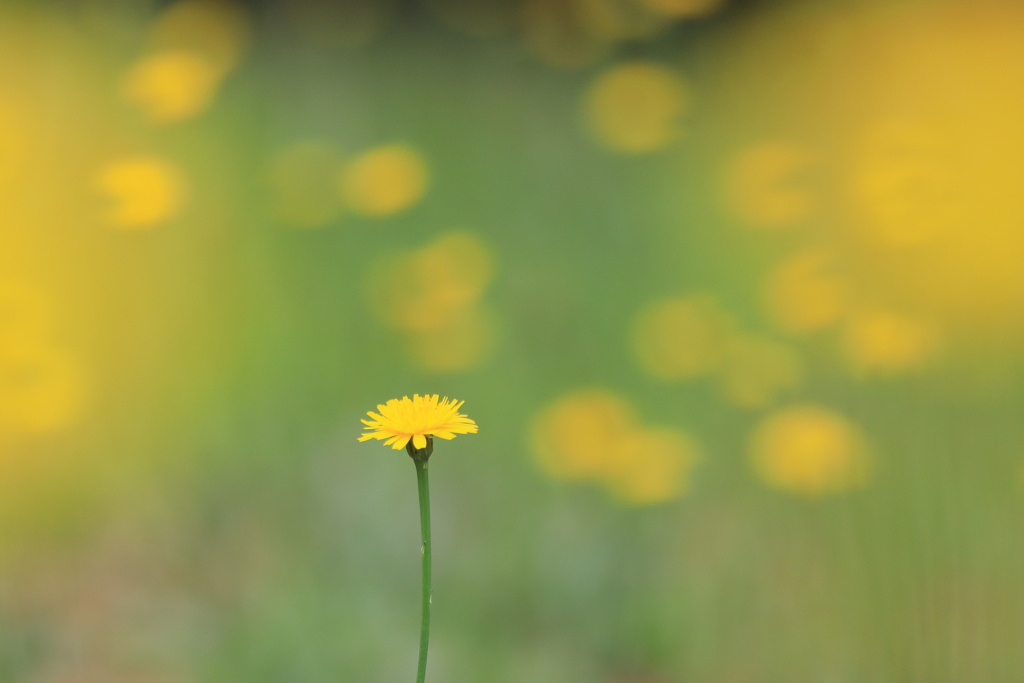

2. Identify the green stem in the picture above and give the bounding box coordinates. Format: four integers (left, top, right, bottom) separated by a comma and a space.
414, 457, 432, 683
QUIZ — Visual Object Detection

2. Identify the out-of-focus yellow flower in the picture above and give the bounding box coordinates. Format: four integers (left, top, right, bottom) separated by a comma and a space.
606, 427, 700, 504
852, 119, 959, 248
842, 308, 937, 375
94, 157, 187, 230
725, 141, 814, 229
631, 295, 735, 381
406, 232, 493, 324
0, 343, 86, 435
359, 394, 478, 451
122, 50, 222, 123
825, 10, 1024, 334
584, 61, 690, 153
149, 0, 251, 75
532, 390, 700, 504
532, 390, 636, 480
340, 144, 428, 217
369, 231, 496, 372
266, 141, 344, 228
0, 284, 85, 436
123, 0, 250, 123
717, 334, 802, 410
406, 306, 498, 373
848, 114, 1024, 331
765, 249, 848, 335
373, 231, 494, 332
751, 405, 870, 497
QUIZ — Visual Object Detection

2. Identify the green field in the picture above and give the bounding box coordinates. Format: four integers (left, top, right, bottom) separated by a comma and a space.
0, 0, 1022, 680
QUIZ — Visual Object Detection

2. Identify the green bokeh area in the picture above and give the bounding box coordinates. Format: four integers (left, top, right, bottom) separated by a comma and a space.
1, 0, 1024, 681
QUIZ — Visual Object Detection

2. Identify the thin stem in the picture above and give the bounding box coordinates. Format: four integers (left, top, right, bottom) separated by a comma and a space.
414, 457, 432, 683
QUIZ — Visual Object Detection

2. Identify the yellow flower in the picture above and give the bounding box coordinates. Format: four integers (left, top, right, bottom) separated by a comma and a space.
359, 394, 478, 451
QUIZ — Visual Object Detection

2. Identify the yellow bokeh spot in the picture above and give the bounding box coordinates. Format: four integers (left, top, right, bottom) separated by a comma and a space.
267, 142, 344, 228
0, 286, 86, 438
0, 343, 86, 435
150, 0, 251, 75
532, 390, 699, 504
842, 308, 937, 375
340, 144, 428, 217
532, 390, 636, 481
373, 231, 494, 333
848, 116, 1024, 329
717, 335, 802, 410
749, 405, 868, 497
406, 306, 498, 373
584, 61, 690, 153
369, 231, 496, 371
751, 405, 870, 497
125, 0, 250, 123
631, 295, 735, 381
635, 0, 726, 18
725, 142, 814, 229
577, 0, 669, 43
765, 249, 848, 335
122, 50, 222, 123
852, 119, 960, 248
94, 157, 187, 230
831, 8, 1024, 332
606, 427, 700, 505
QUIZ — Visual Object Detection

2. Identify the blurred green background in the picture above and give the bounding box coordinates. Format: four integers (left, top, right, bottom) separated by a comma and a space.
1, 0, 1024, 680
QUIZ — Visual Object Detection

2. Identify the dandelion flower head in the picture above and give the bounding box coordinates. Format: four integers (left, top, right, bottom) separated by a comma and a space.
359, 394, 478, 451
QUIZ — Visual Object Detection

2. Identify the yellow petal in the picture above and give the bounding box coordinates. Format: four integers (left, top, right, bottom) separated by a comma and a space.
358, 396, 477, 449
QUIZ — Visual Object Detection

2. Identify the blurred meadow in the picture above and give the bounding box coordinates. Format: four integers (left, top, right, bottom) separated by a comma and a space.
1, 0, 1024, 680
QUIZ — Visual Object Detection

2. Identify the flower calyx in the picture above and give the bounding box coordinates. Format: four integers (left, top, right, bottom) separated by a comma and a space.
406, 435, 434, 462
